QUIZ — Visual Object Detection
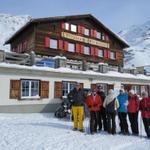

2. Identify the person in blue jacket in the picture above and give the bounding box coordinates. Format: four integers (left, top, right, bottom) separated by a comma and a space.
117, 89, 129, 135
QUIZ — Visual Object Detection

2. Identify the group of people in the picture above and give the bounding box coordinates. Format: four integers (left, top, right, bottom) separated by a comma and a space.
67, 83, 150, 139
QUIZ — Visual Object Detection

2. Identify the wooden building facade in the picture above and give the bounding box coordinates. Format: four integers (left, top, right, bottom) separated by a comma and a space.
5, 14, 129, 67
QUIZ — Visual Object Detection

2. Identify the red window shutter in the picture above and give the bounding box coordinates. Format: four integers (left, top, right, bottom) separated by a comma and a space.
82, 26, 85, 34
40, 81, 49, 98
58, 40, 63, 50
45, 37, 50, 48
90, 47, 95, 56
81, 45, 84, 54
64, 41, 68, 51
107, 51, 110, 58
61, 22, 65, 29
104, 50, 108, 58
105, 34, 109, 41
78, 25, 82, 34
90, 29, 94, 37
93, 30, 97, 38
76, 43, 81, 53
116, 52, 120, 60
95, 48, 99, 57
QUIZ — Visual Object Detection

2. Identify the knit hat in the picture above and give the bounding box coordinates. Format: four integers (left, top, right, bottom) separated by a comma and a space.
129, 89, 135, 95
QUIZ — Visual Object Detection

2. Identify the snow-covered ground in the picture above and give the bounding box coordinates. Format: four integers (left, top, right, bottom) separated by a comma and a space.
0, 113, 149, 150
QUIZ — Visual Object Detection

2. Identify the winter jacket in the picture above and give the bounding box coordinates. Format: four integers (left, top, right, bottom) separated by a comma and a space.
140, 97, 150, 118
117, 93, 128, 113
103, 93, 119, 113
68, 88, 86, 106
128, 95, 140, 113
86, 94, 103, 111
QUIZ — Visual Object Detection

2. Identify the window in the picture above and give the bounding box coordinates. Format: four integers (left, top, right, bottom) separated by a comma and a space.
62, 82, 76, 98
84, 28, 90, 36
71, 24, 77, 32
102, 33, 105, 40
50, 39, 58, 49
141, 86, 148, 95
21, 80, 39, 99
98, 49, 104, 57
65, 23, 69, 30
68, 43, 75, 52
97, 32, 101, 39
132, 85, 140, 96
84, 46, 90, 55
110, 52, 116, 60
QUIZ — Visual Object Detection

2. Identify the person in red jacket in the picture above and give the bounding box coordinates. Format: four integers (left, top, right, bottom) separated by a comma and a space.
140, 91, 150, 138
128, 90, 140, 135
86, 88, 103, 134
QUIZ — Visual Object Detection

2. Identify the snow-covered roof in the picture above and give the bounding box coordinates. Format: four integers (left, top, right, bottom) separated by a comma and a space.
0, 63, 150, 81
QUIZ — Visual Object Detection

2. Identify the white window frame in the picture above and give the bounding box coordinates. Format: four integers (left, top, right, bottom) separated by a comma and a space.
96, 31, 101, 39
50, 39, 58, 49
65, 23, 69, 30
110, 52, 116, 60
132, 85, 140, 96
62, 82, 76, 98
98, 49, 104, 57
84, 28, 90, 36
21, 80, 40, 99
71, 24, 77, 32
102, 33, 105, 40
68, 43, 75, 52
84, 46, 90, 55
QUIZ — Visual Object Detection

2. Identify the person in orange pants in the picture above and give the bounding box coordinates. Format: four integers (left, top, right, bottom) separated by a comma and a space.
68, 83, 86, 132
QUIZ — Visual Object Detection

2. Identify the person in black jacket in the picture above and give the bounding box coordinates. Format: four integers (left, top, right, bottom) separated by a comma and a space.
68, 83, 86, 132
97, 85, 107, 131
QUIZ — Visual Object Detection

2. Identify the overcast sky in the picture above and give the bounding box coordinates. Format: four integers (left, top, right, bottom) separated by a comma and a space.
0, 0, 150, 32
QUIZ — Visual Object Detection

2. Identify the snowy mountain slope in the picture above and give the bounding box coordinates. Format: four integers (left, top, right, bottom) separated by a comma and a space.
0, 14, 31, 51
119, 20, 150, 67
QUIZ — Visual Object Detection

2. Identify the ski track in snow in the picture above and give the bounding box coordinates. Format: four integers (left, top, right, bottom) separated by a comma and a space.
0, 113, 149, 150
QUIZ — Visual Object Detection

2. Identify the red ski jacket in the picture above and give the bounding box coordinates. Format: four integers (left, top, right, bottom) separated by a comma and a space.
140, 97, 150, 118
128, 95, 140, 113
86, 94, 102, 112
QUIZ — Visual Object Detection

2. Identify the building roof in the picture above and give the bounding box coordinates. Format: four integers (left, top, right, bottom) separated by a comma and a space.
5, 14, 129, 48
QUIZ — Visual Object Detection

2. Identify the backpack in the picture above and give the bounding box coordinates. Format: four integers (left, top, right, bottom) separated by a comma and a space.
106, 98, 116, 113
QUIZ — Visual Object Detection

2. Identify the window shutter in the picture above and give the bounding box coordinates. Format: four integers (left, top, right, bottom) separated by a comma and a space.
148, 86, 150, 97
82, 26, 85, 34
107, 51, 110, 58
104, 50, 108, 58
61, 22, 65, 29
95, 48, 99, 57
105, 34, 109, 41
58, 40, 63, 50
107, 84, 114, 90
90, 47, 95, 56
10, 80, 20, 99
91, 84, 97, 90
76, 43, 81, 53
123, 84, 132, 92
54, 82, 63, 98
45, 37, 50, 48
81, 45, 84, 54
78, 25, 82, 34
116, 52, 120, 60
40, 81, 49, 98
79, 83, 84, 89
90, 29, 94, 37
64, 41, 68, 51
93, 30, 97, 38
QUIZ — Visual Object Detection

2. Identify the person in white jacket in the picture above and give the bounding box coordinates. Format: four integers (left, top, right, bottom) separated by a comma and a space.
103, 89, 119, 134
